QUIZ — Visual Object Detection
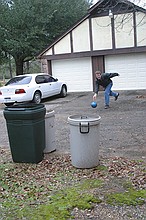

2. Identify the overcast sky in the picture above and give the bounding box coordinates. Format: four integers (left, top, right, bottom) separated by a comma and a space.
92, 0, 146, 7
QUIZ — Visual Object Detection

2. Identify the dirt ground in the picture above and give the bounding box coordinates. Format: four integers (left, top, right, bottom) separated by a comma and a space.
0, 90, 146, 161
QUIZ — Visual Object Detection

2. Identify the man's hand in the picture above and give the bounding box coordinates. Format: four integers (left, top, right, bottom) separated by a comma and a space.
93, 93, 97, 100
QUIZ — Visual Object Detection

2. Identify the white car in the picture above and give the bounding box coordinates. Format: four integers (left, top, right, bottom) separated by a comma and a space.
0, 73, 67, 106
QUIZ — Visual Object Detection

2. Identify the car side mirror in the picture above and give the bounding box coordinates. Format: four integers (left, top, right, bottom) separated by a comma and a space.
55, 78, 58, 81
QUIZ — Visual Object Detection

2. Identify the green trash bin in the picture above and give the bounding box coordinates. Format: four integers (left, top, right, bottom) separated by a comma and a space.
3, 103, 46, 163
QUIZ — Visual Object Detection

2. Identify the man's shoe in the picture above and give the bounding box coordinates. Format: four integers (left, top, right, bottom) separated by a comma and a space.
115, 93, 119, 101
104, 105, 109, 109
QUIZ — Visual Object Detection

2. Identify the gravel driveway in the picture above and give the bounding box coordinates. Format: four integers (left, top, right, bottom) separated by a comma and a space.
0, 90, 146, 161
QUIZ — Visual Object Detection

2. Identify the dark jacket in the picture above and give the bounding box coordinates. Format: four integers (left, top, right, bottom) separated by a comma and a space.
95, 73, 119, 94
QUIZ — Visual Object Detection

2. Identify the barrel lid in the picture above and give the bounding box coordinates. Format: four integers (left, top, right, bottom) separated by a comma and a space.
68, 115, 101, 125
45, 110, 55, 118
4, 103, 45, 111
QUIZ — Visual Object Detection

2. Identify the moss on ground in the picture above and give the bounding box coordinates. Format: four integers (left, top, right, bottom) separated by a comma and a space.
16, 179, 103, 220
105, 189, 146, 206
1, 153, 145, 220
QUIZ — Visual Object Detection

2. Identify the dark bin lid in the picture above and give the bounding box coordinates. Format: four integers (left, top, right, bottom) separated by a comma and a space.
4, 103, 45, 111
3, 103, 46, 120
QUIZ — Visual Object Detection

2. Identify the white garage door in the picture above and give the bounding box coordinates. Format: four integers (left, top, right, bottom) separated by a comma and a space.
52, 57, 92, 92
105, 53, 146, 90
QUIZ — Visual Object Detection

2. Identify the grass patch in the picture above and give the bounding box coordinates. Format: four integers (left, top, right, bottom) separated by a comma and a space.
122, 181, 133, 190
0, 153, 145, 219
106, 189, 146, 206
76, 179, 103, 190
94, 165, 108, 171
34, 188, 101, 220
2, 179, 103, 220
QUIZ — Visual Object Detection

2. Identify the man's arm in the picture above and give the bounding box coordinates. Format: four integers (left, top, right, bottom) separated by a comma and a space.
108, 73, 119, 78
95, 80, 99, 94
93, 80, 99, 100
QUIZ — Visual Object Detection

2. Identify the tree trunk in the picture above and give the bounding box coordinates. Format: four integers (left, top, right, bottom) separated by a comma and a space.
15, 58, 24, 75
8, 54, 13, 78
26, 61, 29, 73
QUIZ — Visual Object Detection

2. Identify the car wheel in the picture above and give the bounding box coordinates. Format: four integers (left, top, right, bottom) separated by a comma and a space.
60, 85, 67, 97
32, 91, 41, 104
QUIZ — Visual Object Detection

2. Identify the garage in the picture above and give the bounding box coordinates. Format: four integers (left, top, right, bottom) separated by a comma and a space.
105, 53, 146, 90
52, 57, 93, 92
39, 1, 146, 92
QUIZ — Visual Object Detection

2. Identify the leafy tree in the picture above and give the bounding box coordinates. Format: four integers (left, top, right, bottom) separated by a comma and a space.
0, 0, 93, 75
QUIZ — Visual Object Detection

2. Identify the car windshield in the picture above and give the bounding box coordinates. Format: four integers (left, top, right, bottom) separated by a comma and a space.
5, 76, 32, 86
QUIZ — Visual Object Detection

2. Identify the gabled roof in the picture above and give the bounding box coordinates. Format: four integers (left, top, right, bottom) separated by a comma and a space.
88, 0, 146, 15
90, 0, 146, 11
38, 0, 146, 58
37, 14, 90, 57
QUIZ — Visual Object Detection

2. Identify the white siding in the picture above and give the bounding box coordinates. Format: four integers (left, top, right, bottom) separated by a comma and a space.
115, 13, 134, 48
92, 16, 112, 50
54, 34, 71, 54
136, 12, 146, 46
45, 48, 52, 56
72, 20, 90, 52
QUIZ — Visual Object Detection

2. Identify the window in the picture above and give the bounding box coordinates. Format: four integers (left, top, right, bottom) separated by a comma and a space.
35, 75, 46, 84
35, 75, 57, 84
5, 76, 32, 86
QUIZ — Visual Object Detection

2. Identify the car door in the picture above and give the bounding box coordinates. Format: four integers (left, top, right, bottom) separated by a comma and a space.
35, 75, 59, 98
45, 76, 60, 96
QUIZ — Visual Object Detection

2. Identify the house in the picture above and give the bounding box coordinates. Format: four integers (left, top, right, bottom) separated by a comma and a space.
38, 0, 146, 92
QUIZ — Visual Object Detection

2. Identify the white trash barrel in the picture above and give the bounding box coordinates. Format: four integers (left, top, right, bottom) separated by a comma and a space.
44, 110, 56, 153
68, 115, 101, 168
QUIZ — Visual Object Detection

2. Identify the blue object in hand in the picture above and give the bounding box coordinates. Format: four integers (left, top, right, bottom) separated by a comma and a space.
91, 101, 97, 108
